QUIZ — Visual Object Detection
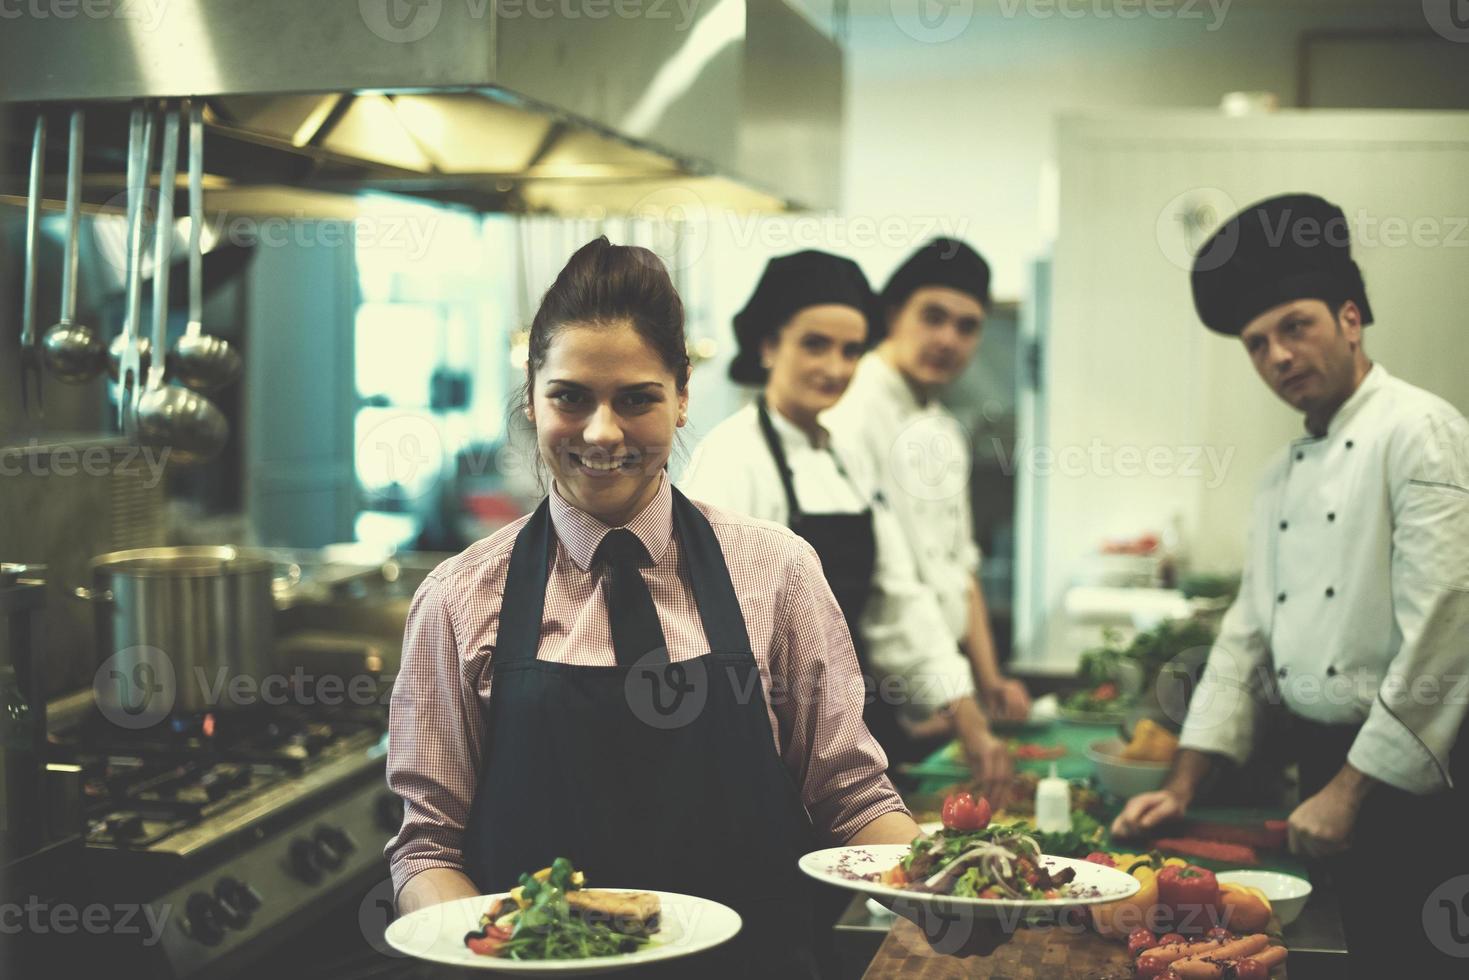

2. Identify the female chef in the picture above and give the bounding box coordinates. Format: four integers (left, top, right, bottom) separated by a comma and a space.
680, 250, 1013, 798
384, 238, 921, 978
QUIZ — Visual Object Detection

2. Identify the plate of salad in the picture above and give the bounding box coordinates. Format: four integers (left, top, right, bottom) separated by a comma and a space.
384, 858, 742, 973
798, 795, 1139, 916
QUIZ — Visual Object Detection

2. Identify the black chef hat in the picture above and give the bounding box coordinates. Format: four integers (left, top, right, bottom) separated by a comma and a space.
875, 238, 991, 340
729, 250, 875, 385
1191, 193, 1375, 336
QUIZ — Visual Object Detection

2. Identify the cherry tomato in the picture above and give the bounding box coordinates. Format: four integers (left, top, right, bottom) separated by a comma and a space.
1204, 926, 1232, 943
465, 933, 504, 956
1127, 927, 1158, 958
1157, 932, 1185, 947
1094, 682, 1119, 701
940, 791, 992, 832
1135, 953, 1166, 979
1085, 852, 1116, 867
1233, 958, 1269, 980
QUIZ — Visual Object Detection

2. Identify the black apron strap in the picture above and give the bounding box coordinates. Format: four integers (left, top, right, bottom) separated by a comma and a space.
492, 497, 555, 663
670, 486, 753, 656
756, 396, 804, 524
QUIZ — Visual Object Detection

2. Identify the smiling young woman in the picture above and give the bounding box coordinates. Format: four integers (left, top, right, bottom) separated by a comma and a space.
385, 238, 920, 979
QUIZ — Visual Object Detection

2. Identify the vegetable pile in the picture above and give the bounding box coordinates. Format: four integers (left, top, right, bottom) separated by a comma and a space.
463, 858, 655, 960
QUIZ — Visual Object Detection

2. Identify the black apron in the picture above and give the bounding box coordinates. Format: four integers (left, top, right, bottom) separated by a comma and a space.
1293, 713, 1469, 979
755, 398, 875, 634
460, 487, 822, 979
756, 399, 942, 766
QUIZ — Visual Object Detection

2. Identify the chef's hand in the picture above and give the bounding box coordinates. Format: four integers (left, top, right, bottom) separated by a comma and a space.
953, 698, 1014, 811
1110, 789, 1188, 840
1288, 765, 1372, 858
983, 677, 1033, 724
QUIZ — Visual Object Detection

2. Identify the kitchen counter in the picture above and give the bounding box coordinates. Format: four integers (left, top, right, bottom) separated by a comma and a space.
830, 717, 1348, 980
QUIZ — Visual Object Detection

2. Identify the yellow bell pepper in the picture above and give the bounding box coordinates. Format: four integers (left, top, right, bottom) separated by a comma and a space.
1090, 864, 1160, 938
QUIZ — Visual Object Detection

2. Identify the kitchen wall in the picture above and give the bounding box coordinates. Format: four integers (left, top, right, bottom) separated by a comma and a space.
842, 1, 1469, 298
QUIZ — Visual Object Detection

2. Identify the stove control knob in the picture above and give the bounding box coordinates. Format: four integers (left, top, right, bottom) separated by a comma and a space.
313, 825, 355, 870
214, 877, 260, 926
185, 892, 225, 946
375, 792, 405, 833
288, 837, 323, 884
312, 826, 348, 870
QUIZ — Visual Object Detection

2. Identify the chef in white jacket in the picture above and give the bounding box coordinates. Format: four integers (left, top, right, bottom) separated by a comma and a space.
1112, 194, 1469, 978
681, 250, 1013, 801
824, 239, 1032, 723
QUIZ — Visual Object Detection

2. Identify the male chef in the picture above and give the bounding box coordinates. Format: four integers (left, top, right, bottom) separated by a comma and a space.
824, 239, 1032, 725
1112, 193, 1469, 977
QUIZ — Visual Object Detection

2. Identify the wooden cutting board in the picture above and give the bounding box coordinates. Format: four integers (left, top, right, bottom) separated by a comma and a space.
861, 917, 1292, 979
860, 915, 1133, 979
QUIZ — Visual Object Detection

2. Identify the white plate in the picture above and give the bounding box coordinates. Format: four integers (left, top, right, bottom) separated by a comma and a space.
384, 889, 742, 974
798, 845, 1140, 917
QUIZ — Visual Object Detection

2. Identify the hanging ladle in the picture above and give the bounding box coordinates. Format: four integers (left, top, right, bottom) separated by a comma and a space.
168, 101, 241, 392
135, 103, 228, 466
42, 108, 107, 383
19, 114, 46, 415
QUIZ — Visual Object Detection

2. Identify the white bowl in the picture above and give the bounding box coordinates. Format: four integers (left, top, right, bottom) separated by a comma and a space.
1085, 738, 1170, 799
1216, 870, 1312, 927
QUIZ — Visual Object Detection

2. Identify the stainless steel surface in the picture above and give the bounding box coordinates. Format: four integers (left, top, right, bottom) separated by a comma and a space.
170, 101, 241, 393
0, 0, 843, 213
20, 114, 46, 416
0, 438, 166, 696
134, 106, 229, 466
83, 546, 276, 716
41, 109, 107, 384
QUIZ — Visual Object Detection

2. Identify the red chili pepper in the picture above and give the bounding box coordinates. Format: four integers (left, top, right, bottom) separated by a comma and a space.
941, 791, 992, 832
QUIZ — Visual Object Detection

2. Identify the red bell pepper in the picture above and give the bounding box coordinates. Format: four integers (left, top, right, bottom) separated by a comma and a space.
1156, 865, 1220, 933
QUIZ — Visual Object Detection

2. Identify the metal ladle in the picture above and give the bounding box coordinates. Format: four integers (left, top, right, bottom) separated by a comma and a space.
19, 114, 46, 415
42, 108, 107, 383
135, 104, 228, 465
169, 101, 241, 392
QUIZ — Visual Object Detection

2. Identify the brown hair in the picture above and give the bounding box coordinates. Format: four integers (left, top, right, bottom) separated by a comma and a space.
526, 236, 690, 390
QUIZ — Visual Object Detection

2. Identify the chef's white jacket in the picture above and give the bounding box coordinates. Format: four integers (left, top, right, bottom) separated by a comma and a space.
822, 352, 982, 644
680, 401, 975, 722
1180, 364, 1469, 795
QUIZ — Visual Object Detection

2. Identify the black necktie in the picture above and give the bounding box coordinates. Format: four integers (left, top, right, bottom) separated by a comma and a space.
596, 529, 668, 666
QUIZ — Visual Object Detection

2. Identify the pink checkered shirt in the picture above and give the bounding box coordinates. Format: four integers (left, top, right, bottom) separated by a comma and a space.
384, 474, 906, 901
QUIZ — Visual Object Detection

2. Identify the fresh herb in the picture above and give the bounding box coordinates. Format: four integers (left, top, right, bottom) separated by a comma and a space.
1028, 811, 1105, 858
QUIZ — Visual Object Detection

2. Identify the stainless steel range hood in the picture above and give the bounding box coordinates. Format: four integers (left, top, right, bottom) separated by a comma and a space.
0, 0, 842, 216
